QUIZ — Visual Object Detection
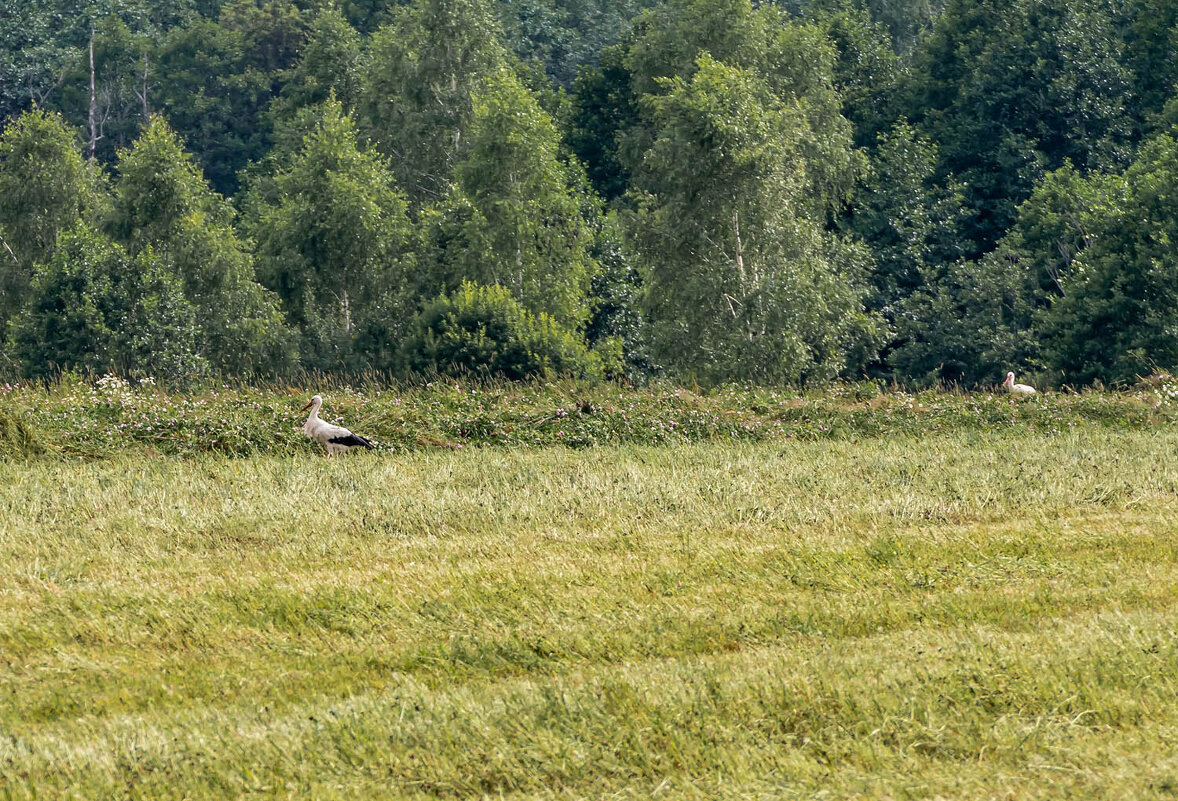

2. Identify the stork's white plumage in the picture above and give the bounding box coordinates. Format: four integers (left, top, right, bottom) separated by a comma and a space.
1003, 371, 1037, 396
300, 394, 374, 455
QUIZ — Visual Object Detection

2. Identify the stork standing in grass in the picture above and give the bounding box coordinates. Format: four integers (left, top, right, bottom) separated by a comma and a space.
1003, 371, 1037, 396
300, 394, 374, 455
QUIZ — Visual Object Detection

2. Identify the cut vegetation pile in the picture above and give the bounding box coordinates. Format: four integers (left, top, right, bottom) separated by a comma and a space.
0, 407, 44, 458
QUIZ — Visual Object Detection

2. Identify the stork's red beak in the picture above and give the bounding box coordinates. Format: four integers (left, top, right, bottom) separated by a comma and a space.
301, 400, 314, 412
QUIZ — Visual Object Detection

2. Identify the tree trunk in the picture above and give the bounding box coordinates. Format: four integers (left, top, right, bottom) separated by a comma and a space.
88, 28, 99, 161
732, 207, 746, 291
137, 52, 150, 119
732, 207, 756, 341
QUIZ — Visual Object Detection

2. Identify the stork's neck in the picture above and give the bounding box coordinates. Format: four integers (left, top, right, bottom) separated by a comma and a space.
303, 399, 322, 432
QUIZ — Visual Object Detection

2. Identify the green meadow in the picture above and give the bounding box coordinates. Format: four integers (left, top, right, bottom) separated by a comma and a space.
3, 381, 1178, 798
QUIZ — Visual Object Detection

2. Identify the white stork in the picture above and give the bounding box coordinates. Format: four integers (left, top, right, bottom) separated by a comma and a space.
1003, 371, 1037, 396
300, 394, 375, 455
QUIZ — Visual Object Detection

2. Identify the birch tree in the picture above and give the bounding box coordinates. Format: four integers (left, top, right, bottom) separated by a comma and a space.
249, 98, 414, 370
423, 68, 597, 330
630, 54, 879, 384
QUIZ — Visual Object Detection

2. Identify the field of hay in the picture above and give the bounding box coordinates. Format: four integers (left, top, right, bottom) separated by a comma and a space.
3, 382, 1178, 798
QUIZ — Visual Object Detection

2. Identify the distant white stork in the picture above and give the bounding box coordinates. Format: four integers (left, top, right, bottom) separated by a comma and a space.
300, 394, 375, 455
1003, 371, 1037, 396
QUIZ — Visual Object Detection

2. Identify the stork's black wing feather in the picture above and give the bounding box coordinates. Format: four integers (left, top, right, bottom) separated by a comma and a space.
329, 433, 374, 449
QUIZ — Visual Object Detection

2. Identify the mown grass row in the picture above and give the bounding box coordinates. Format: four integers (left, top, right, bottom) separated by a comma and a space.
4, 374, 1178, 459
3, 430, 1178, 797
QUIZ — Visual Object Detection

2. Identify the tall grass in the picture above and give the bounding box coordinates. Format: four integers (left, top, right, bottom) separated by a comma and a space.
5, 374, 1178, 459
3, 427, 1178, 797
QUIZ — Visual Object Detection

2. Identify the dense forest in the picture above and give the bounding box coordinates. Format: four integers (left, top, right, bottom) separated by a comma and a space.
1, 0, 1176, 387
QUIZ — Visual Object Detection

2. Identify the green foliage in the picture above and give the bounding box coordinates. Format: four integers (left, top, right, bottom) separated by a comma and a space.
109, 116, 219, 246
54, 17, 155, 165
0, 0, 198, 123
248, 98, 414, 371
847, 119, 966, 323
495, 0, 656, 88
568, 44, 640, 202
153, 1, 309, 196
359, 0, 510, 204
625, 0, 865, 217
961, 0, 1131, 170
423, 68, 597, 330
811, 2, 902, 148
861, 0, 946, 52
9, 223, 206, 385
626, 0, 763, 97
889, 160, 1123, 388
1001, 162, 1109, 299
585, 214, 650, 380
269, 6, 364, 121
889, 253, 1037, 387
1120, 0, 1178, 135
845, 119, 972, 384
629, 53, 878, 385
616, 0, 879, 385
400, 282, 603, 380
108, 116, 292, 375
0, 109, 105, 327
1037, 133, 1178, 384
903, 0, 1132, 254
0, 0, 76, 121
4, 0, 1178, 390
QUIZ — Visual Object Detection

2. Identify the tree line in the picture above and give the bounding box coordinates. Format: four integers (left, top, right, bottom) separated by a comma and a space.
1, 0, 1176, 387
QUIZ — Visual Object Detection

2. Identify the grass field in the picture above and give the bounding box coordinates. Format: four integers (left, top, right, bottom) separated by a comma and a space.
3, 383, 1178, 798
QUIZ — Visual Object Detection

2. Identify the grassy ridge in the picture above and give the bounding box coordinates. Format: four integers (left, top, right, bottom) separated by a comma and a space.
4, 374, 1178, 459
3, 429, 1178, 797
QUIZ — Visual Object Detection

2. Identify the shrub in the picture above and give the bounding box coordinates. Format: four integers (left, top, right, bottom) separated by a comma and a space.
400, 282, 603, 380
